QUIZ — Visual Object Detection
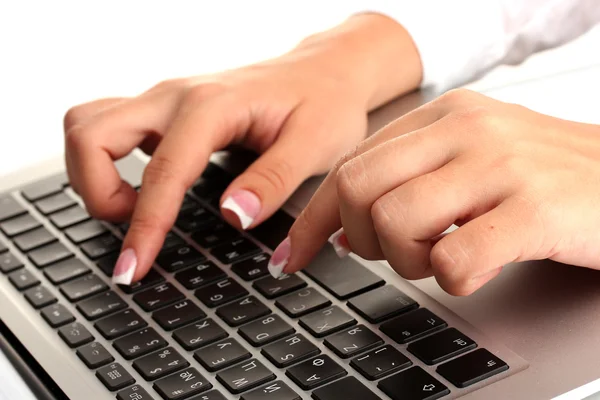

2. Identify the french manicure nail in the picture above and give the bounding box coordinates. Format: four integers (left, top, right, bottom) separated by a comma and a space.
222, 189, 261, 230
268, 237, 291, 278
329, 228, 350, 258
112, 248, 137, 286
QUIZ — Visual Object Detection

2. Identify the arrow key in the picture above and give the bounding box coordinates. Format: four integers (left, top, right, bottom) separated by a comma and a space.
378, 366, 449, 400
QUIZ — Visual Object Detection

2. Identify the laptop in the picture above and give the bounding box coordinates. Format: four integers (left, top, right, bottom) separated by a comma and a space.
1, 84, 599, 400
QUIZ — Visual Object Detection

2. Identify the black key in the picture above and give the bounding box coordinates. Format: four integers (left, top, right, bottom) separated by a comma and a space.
299, 306, 356, 338
194, 338, 251, 372
248, 210, 294, 251
0, 252, 23, 274
253, 274, 306, 300
97, 253, 119, 276
173, 318, 228, 351
133, 347, 189, 381
380, 308, 447, 344
176, 206, 218, 232
77, 291, 127, 320
351, 345, 412, 380
231, 253, 269, 281
192, 175, 229, 202
216, 296, 271, 327
195, 278, 248, 308
44, 258, 90, 284
41, 303, 75, 327
304, 246, 384, 300
58, 322, 94, 348
80, 234, 121, 259
0, 195, 26, 222
162, 231, 184, 251
286, 355, 346, 390
95, 309, 148, 339
239, 314, 294, 347
21, 176, 65, 202
276, 287, 331, 318
191, 222, 240, 248
174, 262, 224, 290
120, 269, 165, 294
14, 227, 56, 252
211, 237, 262, 265
9, 269, 40, 291
408, 328, 476, 365
190, 390, 227, 400
77, 342, 114, 369
113, 328, 168, 360
96, 363, 135, 391
378, 366, 449, 400
65, 220, 107, 243
60, 274, 108, 302
436, 348, 508, 388
157, 245, 207, 272
153, 300, 206, 331
312, 376, 381, 400
133, 283, 185, 312
217, 359, 275, 394
35, 192, 75, 215
0, 213, 40, 236
49, 205, 89, 229
241, 381, 301, 400
261, 334, 319, 368
24, 285, 57, 309
28, 242, 73, 268
348, 285, 418, 324
179, 195, 200, 214
117, 222, 130, 234
324, 325, 383, 359
116, 385, 153, 400
154, 367, 212, 399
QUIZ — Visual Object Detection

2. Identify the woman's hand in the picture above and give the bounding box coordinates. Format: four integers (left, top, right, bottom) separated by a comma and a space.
275, 89, 600, 296
62, 14, 422, 284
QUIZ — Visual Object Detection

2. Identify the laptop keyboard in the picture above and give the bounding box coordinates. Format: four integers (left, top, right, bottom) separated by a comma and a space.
0, 162, 512, 400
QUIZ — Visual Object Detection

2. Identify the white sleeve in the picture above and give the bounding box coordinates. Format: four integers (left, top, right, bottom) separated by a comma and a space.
365, 0, 600, 92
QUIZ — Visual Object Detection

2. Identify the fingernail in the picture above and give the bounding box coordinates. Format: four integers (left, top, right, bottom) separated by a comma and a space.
112, 248, 137, 286
329, 228, 350, 258
222, 189, 261, 230
268, 237, 291, 278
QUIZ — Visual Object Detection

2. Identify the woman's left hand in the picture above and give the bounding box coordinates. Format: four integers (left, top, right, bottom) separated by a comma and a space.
271, 89, 600, 296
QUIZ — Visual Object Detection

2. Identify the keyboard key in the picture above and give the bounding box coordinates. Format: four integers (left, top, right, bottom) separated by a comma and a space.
217, 359, 275, 394
65, 220, 107, 243
286, 355, 346, 390
0, 241, 5, 253
232, 253, 270, 281
35, 192, 75, 215
191, 390, 227, 400
195, 278, 248, 308
174, 261, 225, 290
216, 296, 270, 327
275, 287, 331, 318
77, 342, 114, 369
210, 237, 261, 264
58, 322, 94, 348
0, 252, 23, 274
116, 385, 152, 400
41, 303, 75, 327
0, 213, 40, 237
44, 258, 90, 284
119, 269, 165, 294
133, 347, 189, 381
348, 285, 418, 323
239, 314, 294, 347
77, 290, 127, 320
173, 318, 228, 351
312, 376, 380, 400
80, 234, 121, 259
96, 363, 135, 391
253, 274, 306, 300
21, 176, 65, 202
179, 195, 199, 214
351, 345, 412, 380
60, 274, 108, 302
378, 366, 449, 400
157, 245, 207, 272
241, 381, 300, 400
192, 173, 230, 202
154, 367, 212, 399
194, 338, 251, 372
95, 309, 148, 339
324, 325, 383, 359
408, 328, 476, 365
299, 306, 356, 338
9, 269, 40, 291
247, 210, 294, 251
176, 206, 218, 232
153, 300, 206, 331
113, 328, 168, 360
133, 283, 184, 312
28, 242, 73, 268
14, 227, 56, 252
380, 308, 447, 344
191, 221, 240, 248
304, 246, 384, 300
0, 195, 26, 222
162, 231, 185, 251
261, 334, 319, 368
50, 205, 89, 229
24, 285, 57, 309
436, 348, 508, 388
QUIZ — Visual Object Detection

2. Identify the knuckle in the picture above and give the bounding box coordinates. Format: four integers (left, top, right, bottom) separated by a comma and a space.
430, 239, 468, 287
142, 156, 192, 190
64, 124, 89, 151
335, 157, 368, 207
151, 78, 187, 92
182, 82, 227, 106
63, 105, 87, 132
436, 88, 476, 106
370, 196, 396, 237
247, 158, 295, 194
